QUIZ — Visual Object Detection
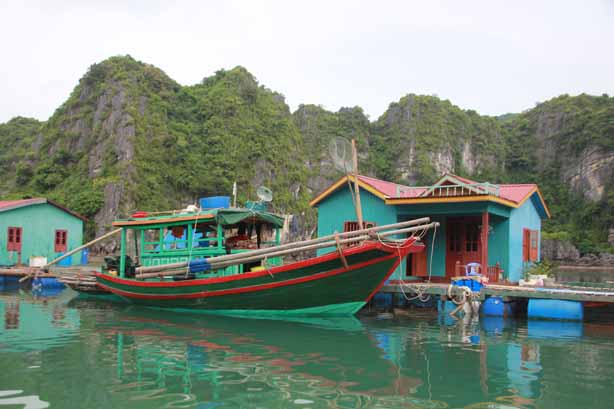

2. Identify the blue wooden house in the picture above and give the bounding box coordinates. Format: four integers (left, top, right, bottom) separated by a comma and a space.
310, 173, 550, 283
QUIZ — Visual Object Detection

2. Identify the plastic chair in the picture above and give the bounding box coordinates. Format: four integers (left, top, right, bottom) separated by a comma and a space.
465, 262, 481, 276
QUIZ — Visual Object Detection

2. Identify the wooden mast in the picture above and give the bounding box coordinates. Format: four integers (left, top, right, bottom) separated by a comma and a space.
351, 139, 364, 230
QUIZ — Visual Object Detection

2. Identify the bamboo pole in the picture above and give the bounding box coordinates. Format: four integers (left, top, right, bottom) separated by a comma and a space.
135, 217, 431, 274
135, 222, 438, 279
44, 228, 122, 269
19, 228, 122, 283
351, 139, 364, 230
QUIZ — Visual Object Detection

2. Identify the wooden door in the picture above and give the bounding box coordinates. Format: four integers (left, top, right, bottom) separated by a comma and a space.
446, 217, 482, 276
463, 223, 481, 265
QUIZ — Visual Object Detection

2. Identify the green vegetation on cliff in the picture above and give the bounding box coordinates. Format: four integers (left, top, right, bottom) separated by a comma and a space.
0, 56, 612, 252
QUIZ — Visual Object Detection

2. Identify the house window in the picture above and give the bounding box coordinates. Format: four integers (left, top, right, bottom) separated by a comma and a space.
7, 227, 22, 252
55, 230, 68, 252
523, 229, 539, 262
342, 221, 375, 248
343, 221, 375, 232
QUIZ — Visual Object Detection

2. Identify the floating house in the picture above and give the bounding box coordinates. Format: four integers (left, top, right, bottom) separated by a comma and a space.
310, 173, 550, 283
0, 198, 85, 267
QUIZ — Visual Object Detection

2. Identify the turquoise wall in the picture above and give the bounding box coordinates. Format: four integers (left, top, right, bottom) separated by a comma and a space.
0, 203, 84, 266
507, 195, 542, 282
488, 215, 510, 278
316, 188, 396, 257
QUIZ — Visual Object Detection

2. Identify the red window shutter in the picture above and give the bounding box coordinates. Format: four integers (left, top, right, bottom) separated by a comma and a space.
529, 230, 539, 261
55, 230, 68, 252
7, 227, 22, 252
522, 229, 531, 262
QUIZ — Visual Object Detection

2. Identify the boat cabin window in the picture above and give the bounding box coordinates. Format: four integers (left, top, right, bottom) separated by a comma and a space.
140, 223, 222, 255
224, 222, 277, 250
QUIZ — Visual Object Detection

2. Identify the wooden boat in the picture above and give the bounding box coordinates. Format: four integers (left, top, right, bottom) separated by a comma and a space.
93, 209, 436, 316
64, 207, 288, 296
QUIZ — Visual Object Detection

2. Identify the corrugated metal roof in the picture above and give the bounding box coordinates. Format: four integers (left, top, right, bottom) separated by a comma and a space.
0, 198, 87, 221
310, 173, 549, 218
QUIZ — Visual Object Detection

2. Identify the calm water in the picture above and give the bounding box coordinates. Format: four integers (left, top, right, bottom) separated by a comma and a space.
1, 287, 614, 408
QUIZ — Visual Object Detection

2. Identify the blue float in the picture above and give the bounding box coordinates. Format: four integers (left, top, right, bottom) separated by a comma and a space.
199, 196, 230, 209
527, 299, 584, 321
32, 277, 66, 289
57, 252, 72, 266
481, 296, 513, 317
373, 293, 393, 309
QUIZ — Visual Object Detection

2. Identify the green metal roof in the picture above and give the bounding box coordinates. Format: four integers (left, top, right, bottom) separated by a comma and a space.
113, 207, 285, 228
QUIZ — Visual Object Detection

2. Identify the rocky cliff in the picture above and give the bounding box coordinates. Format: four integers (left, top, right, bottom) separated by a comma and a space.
0, 56, 612, 253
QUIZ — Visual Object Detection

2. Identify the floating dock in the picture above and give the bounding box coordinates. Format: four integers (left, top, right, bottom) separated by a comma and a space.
381, 282, 614, 303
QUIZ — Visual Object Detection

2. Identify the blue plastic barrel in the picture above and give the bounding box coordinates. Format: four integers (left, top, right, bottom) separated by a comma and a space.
81, 249, 89, 265
481, 296, 513, 317
57, 253, 72, 266
199, 196, 231, 209
38, 277, 65, 289
374, 293, 393, 309
528, 299, 584, 321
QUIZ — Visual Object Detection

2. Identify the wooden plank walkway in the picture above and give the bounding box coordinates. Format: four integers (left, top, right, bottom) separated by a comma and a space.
381, 282, 614, 303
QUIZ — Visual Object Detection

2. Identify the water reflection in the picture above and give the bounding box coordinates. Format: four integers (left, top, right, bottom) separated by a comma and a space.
1, 291, 614, 408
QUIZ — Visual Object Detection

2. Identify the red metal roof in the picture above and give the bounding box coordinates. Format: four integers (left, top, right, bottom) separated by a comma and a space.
357, 174, 538, 204
0, 198, 87, 221
0, 198, 44, 211
310, 173, 549, 218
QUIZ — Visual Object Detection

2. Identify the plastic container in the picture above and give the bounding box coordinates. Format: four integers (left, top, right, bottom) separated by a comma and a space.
81, 249, 89, 265
481, 296, 512, 317
33, 277, 65, 289
57, 253, 72, 266
373, 293, 393, 309
199, 196, 230, 209
29, 256, 48, 267
452, 277, 483, 292
527, 299, 584, 321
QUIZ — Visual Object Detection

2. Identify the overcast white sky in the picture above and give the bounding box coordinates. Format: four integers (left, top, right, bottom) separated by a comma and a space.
1, 0, 613, 123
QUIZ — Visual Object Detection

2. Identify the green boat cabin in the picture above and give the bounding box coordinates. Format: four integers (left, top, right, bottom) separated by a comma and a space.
111, 208, 285, 278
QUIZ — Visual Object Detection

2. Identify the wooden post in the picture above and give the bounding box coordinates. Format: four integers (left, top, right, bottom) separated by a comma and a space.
351, 139, 364, 230
481, 211, 489, 275
119, 228, 127, 278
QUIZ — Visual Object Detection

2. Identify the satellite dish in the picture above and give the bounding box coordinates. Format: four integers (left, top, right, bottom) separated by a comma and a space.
329, 137, 354, 173
257, 186, 273, 202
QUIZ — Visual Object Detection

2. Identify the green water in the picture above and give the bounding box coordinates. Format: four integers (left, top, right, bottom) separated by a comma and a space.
1, 289, 614, 408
